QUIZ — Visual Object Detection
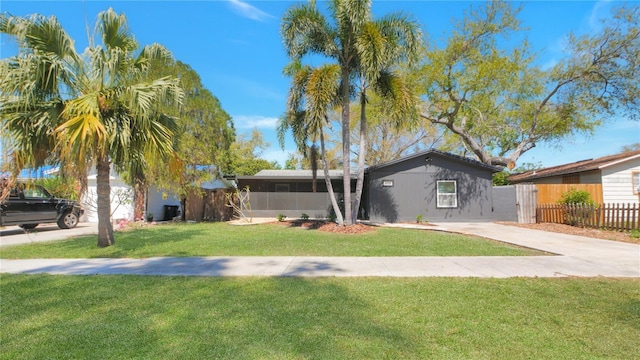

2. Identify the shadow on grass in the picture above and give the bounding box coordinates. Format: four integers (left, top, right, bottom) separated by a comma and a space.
34, 224, 220, 258
1, 275, 415, 359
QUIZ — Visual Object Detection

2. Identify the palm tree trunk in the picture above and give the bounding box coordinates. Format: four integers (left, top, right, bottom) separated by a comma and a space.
341, 67, 352, 225
353, 91, 367, 222
320, 127, 344, 225
310, 145, 318, 192
96, 155, 115, 247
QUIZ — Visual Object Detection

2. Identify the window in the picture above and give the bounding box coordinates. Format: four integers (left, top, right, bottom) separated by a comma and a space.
437, 180, 457, 208
23, 187, 49, 199
562, 174, 580, 184
633, 172, 640, 195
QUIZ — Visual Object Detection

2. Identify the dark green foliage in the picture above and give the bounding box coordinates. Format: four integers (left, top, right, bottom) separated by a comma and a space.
558, 188, 596, 205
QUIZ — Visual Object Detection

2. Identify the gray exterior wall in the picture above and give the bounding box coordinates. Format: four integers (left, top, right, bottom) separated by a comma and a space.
491, 186, 518, 222
245, 192, 355, 219
367, 153, 499, 222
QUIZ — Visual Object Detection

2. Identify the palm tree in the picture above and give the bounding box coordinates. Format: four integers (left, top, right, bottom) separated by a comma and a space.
0, 9, 183, 247
350, 15, 422, 222
281, 0, 421, 225
278, 61, 345, 225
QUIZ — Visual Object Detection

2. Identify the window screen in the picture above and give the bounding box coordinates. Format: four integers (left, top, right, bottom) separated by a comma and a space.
437, 180, 457, 208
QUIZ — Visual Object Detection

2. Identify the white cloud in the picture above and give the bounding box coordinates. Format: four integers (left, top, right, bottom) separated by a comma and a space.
227, 0, 274, 22
233, 115, 279, 129
587, 0, 613, 31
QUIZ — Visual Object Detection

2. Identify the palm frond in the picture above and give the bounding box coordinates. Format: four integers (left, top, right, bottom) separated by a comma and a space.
281, 3, 336, 59
97, 8, 138, 53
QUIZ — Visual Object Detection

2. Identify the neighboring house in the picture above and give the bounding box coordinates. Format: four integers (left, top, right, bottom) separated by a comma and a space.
236, 170, 357, 219
83, 168, 182, 223
508, 150, 640, 204
236, 150, 515, 223
83, 170, 135, 223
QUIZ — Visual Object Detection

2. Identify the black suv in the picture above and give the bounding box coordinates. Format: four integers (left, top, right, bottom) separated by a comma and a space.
0, 183, 84, 230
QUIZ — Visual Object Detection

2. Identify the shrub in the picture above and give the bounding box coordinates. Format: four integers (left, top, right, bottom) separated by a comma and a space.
558, 188, 597, 227
630, 229, 640, 239
416, 214, 424, 223
277, 213, 287, 222
300, 213, 309, 220
558, 188, 596, 205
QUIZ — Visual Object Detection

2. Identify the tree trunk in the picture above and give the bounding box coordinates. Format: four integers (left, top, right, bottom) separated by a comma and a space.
341, 67, 352, 225
352, 91, 367, 222
310, 145, 318, 192
96, 155, 115, 247
133, 180, 146, 221
320, 128, 344, 225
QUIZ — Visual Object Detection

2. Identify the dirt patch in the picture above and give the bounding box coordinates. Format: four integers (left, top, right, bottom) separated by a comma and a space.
497, 222, 639, 244
275, 220, 377, 234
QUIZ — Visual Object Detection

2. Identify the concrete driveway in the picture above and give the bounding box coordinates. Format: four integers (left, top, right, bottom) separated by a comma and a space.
0, 222, 99, 247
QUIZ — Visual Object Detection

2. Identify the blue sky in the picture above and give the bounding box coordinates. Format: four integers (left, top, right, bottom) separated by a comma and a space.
1, 0, 637, 169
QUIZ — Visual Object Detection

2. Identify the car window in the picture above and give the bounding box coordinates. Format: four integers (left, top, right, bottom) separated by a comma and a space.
23, 187, 50, 199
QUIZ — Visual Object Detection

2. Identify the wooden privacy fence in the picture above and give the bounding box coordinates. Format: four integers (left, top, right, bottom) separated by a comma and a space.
535, 184, 603, 204
185, 188, 234, 222
537, 203, 639, 231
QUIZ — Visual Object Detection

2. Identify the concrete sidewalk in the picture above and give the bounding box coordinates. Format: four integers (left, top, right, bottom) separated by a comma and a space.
1, 222, 638, 278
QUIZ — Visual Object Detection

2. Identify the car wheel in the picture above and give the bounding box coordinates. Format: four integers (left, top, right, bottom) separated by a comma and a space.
19, 224, 38, 230
58, 212, 79, 229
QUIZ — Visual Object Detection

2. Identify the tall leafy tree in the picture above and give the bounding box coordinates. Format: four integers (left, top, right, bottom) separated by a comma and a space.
224, 129, 281, 176
0, 9, 183, 247
139, 60, 235, 219
281, 0, 421, 225
417, 1, 639, 168
349, 99, 442, 165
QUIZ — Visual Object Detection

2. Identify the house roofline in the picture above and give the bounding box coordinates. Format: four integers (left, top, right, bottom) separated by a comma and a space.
508, 149, 640, 182
599, 153, 640, 169
365, 149, 502, 173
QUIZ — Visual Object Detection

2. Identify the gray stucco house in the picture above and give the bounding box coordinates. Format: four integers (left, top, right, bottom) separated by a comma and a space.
236, 150, 513, 223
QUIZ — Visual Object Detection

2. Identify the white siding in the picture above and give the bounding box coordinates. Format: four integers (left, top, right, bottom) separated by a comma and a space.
82, 177, 134, 223
147, 187, 181, 221
601, 158, 640, 204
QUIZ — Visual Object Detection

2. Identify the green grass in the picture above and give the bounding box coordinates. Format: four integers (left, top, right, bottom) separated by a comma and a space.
0, 222, 543, 258
1, 275, 638, 359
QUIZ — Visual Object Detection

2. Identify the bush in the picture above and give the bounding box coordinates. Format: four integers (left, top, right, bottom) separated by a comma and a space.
300, 213, 309, 220
416, 214, 424, 223
558, 188, 596, 205
277, 213, 287, 222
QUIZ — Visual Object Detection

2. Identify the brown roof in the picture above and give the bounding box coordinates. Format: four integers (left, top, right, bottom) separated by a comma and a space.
508, 149, 640, 183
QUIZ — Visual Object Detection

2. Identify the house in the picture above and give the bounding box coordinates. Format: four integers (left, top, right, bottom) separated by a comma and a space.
365, 149, 504, 222
508, 150, 640, 204
236, 150, 515, 223
83, 168, 182, 223
236, 170, 357, 219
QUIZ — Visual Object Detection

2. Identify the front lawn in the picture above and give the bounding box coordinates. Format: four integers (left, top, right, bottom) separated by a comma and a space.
1, 275, 638, 359
0, 222, 544, 258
